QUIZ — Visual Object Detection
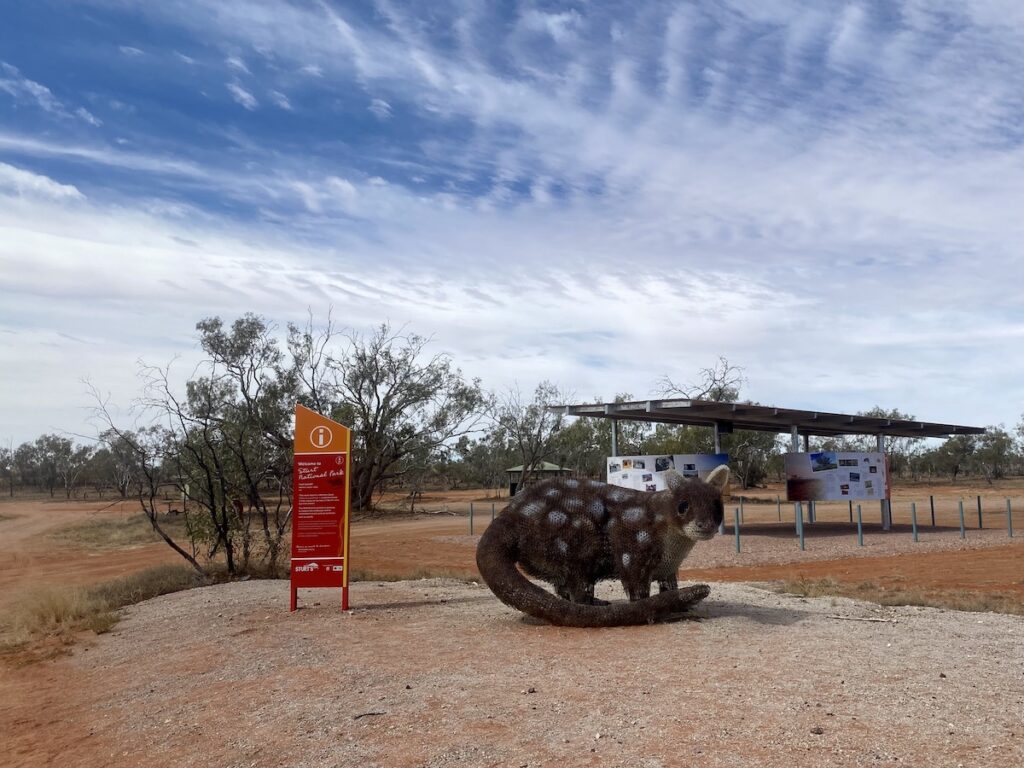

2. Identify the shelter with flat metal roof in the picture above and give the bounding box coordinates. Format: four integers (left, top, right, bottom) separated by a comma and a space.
553, 398, 984, 440
551, 398, 984, 532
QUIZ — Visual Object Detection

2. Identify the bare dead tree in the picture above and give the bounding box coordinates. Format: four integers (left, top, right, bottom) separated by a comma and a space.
287, 307, 342, 416
87, 381, 208, 576
657, 356, 745, 402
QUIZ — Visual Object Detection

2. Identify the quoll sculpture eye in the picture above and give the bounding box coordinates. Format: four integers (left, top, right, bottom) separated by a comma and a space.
677, 500, 689, 515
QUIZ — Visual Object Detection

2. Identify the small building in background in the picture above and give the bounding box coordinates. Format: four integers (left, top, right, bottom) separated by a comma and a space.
506, 462, 572, 496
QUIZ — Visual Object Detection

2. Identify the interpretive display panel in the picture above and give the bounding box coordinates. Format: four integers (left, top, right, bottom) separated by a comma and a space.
785, 451, 890, 502
607, 453, 729, 492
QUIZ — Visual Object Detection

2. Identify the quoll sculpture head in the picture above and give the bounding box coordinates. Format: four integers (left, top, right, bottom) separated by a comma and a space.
664, 465, 730, 540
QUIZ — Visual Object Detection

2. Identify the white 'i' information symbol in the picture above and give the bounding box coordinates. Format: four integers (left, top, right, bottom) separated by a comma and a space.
311, 425, 333, 449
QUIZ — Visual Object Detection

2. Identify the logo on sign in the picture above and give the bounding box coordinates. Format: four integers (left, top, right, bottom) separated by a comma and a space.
310, 425, 333, 449
294, 562, 320, 572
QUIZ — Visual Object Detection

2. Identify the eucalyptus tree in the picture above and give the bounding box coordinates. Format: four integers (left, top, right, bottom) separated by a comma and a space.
972, 426, 1016, 483
317, 323, 489, 511
0, 441, 13, 497
492, 381, 569, 492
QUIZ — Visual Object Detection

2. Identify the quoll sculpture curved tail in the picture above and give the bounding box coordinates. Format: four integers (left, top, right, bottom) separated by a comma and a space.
476, 466, 729, 627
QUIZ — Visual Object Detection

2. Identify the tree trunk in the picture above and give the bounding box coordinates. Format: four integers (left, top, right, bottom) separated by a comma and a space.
142, 494, 207, 576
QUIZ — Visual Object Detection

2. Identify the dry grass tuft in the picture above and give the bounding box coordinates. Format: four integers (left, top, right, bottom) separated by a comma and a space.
4, 585, 106, 641
48, 513, 187, 549
90, 564, 201, 610
0, 565, 200, 662
778, 577, 1024, 616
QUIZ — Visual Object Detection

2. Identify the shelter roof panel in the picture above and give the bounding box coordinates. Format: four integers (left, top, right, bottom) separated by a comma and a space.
552, 399, 984, 439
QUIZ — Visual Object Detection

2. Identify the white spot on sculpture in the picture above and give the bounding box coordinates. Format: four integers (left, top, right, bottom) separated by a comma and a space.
545, 487, 562, 499
520, 501, 544, 517
587, 499, 604, 519
563, 496, 584, 511
556, 538, 568, 553
564, 478, 579, 489
623, 507, 644, 523
636, 530, 651, 544
608, 488, 629, 503
621, 553, 631, 566
548, 510, 568, 526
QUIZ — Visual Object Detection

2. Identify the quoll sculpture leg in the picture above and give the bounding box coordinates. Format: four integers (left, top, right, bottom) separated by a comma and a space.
562, 579, 607, 605
658, 575, 679, 593
623, 577, 651, 602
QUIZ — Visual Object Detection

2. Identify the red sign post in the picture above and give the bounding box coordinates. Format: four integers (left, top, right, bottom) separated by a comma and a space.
290, 405, 352, 611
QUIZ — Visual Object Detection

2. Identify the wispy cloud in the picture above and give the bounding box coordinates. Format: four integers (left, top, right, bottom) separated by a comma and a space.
225, 55, 250, 74
226, 82, 258, 110
368, 98, 391, 120
269, 90, 292, 110
0, 62, 65, 114
118, 45, 144, 56
1, 61, 104, 126
74, 107, 102, 126
0, 133, 213, 180
0, 162, 84, 200
520, 9, 582, 44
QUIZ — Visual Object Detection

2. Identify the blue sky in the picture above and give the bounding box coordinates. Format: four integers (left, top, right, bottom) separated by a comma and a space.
2, 1, 1023, 445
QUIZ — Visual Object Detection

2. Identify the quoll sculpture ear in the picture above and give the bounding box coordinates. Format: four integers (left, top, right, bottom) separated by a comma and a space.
664, 469, 685, 493
704, 465, 730, 494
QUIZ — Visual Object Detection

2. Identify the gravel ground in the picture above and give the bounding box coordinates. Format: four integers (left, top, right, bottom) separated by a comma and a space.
670, 521, 1021, 570
5, 578, 1022, 768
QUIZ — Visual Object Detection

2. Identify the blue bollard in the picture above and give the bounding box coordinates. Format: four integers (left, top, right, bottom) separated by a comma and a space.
911, 502, 918, 542
469, 502, 474, 535
734, 508, 741, 553
958, 499, 966, 539
1007, 499, 1014, 538
856, 504, 863, 547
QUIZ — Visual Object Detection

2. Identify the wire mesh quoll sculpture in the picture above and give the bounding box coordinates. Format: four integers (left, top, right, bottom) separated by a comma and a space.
476, 465, 729, 627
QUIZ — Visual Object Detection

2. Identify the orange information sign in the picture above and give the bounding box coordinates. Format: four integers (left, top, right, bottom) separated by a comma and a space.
290, 404, 351, 611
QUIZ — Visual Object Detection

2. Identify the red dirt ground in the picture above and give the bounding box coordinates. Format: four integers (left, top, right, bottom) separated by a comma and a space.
1, 483, 1023, 767
2, 483, 1023, 606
